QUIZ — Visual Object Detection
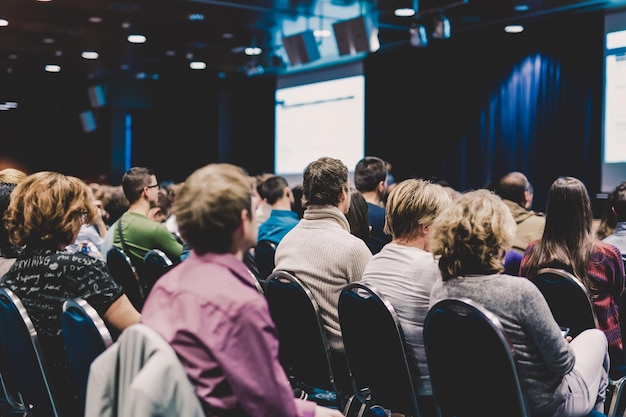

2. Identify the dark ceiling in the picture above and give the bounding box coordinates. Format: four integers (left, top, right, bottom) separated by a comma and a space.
1, 0, 625, 83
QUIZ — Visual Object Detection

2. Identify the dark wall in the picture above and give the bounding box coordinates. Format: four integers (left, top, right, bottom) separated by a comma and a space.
0, 9, 609, 215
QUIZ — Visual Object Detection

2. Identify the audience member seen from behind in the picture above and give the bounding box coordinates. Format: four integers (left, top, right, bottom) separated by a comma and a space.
346, 187, 370, 244
1, 171, 141, 416
361, 179, 451, 417
67, 183, 108, 260
430, 189, 609, 417
291, 184, 305, 219
354, 156, 392, 254
495, 171, 545, 255
596, 184, 621, 241
140, 163, 343, 417
148, 188, 173, 224
602, 181, 626, 262
274, 156, 372, 397
112, 167, 183, 268
0, 183, 20, 276
519, 176, 625, 378
0, 168, 27, 184
257, 175, 299, 245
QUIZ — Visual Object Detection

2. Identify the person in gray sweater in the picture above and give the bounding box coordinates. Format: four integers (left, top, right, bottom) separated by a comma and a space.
429, 189, 609, 417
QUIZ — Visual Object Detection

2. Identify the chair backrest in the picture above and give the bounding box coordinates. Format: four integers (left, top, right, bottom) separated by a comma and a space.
529, 267, 598, 338
254, 240, 277, 281
61, 298, 113, 413
424, 297, 530, 417
264, 270, 342, 407
338, 282, 422, 417
0, 287, 62, 417
106, 247, 145, 311
141, 249, 174, 297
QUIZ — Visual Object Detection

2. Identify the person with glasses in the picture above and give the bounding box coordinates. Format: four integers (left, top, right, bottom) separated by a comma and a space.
111, 166, 183, 270
0, 171, 141, 417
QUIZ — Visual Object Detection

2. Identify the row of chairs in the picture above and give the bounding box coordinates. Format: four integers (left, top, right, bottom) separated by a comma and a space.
0, 287, 113, 417
265, 269, 626, 417
105, 247, 173, 311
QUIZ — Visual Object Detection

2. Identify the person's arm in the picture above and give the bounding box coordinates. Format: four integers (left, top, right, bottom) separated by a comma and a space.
102, 295, 141, 333
154, 224, 183, 262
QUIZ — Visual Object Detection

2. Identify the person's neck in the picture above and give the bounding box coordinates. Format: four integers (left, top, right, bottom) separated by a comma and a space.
272, 198, 293, 211
127, 201, 150, 217
361, 190, 381, 206
393, 235, 428, 250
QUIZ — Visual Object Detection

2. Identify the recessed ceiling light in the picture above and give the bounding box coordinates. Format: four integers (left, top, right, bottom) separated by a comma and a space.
81, 51, 99, 59
504, 24, 524, 33
514, 4, 530, 12
394, 8, 415, 17
222, 33, 234, 39
245, 47, 262, 56
165, 50, 176, 56
0, 19, 8, 27
188, 13, 204, 21
127, 34, 146, 44
190, 61, 206, 70
122, 22, 131, 29
45, 64, 61, 72
88, 17, 102, 23
43, 37, 55, 44
313, 29, 331, 37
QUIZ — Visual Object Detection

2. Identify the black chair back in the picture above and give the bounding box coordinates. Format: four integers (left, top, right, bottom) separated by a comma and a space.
0, 287, 61, 417
106, 247, 144, 311
424, 297, 530, 417
254, 240, 277, 281
529, 267, 598, 338
61, 298, 113, 413
264, 270, 343, 408
338, 282, 421, 417
141, 249, 173, 297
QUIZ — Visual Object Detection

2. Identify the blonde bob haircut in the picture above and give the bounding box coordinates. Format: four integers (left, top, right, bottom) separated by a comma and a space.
430, 189, 516, 281
5, 171, 97, 248
174, 163, 253, 255
383, 178, 452, 239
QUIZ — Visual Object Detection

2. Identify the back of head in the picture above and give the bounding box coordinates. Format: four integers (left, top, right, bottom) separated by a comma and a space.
384, 179, 453, 238
354, 156, 387, 193
102, 185, 129, 226
259, 175, 289, 205
174, 163, 252, 254
611, 181, 626, 222
346, 188, 370, 242
431, 189, 516, 280
0, 168, 27, 184
122, 166, 156, 204
0, 182, 19, 257
149, 189, 173, 222
302, 157, 349, 207
5, 171, 95, 249
497, 171, 530, 207
525, 176, 594, 282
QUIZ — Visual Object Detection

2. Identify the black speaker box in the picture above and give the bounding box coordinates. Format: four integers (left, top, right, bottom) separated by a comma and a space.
283, 30, 321, 66
333, 15, 377, 56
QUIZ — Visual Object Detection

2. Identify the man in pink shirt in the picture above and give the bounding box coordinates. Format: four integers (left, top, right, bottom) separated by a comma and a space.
141, 163, 343, 417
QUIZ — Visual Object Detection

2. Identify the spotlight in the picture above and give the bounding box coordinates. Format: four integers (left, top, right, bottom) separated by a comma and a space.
432, 13, 451, 39
409, 21, 428, 47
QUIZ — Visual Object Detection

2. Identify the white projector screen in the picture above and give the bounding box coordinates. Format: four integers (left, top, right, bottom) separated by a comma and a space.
275, 62, 365, 177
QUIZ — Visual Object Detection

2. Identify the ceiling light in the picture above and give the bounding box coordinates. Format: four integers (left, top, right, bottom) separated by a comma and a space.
504, 24, 524, 33
395, 8, 415, 17
188, 13, 204, 21
514, 5, 530, 12
43, 37, 55, 44
0, 19, 8, 27
245, 47, 262, 56
189, 61, 206, 70
127, 34, 146, 44
313, 29, 331, 37
88, 17, 102, 23
82, 51, 99, 59
45, 64, 61, 73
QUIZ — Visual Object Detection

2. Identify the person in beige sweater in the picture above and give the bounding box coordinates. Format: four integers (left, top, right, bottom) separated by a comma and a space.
274, 156, 372, 398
